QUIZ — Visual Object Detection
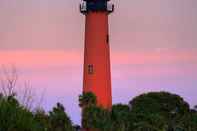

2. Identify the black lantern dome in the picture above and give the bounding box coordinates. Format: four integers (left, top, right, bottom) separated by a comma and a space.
80, 0, 114, 14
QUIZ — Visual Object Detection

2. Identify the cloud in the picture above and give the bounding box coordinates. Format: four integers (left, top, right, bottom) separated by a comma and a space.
0, 50, 83, 69
0, 49, 196, 124
0, 49, 196, 80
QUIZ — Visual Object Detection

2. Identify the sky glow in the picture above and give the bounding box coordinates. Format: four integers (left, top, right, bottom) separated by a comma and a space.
0, 0, 197, 124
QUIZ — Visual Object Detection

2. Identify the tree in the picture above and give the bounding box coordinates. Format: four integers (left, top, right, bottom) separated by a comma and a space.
0, 94, 75, 131
129, 92, 190, 116
79, 92, 113, 131
0, 66, 36, 110
0, 95, 39, 131
111, 104, 130, 131
172, 109, 197, 131
130, 113, 167, 131
79, 92, 97, 108
82, 105, 111, 131
129, 92, 190, 131
73, 125, 81, 131
0, 65, 18, 97
34, 108, 50, 131
49, 103, 74, 131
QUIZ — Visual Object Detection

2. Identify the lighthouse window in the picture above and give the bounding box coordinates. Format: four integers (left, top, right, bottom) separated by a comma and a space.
106, 34, 109, 43
88, 64, 94, 74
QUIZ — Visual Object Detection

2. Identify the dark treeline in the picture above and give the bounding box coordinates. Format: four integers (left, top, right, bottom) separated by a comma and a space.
0, 94, 74, 131
80, 92, 197, 131
0, 91, 197, 131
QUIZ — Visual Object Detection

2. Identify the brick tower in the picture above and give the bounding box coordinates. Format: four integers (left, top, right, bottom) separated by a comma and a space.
80, 0, 114, 109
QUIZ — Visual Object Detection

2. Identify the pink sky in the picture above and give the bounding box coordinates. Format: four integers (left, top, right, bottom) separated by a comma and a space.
0, 49, 197, 124
0, 0, 197, 124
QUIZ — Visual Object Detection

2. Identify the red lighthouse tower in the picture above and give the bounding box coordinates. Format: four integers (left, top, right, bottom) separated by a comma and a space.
80, 0, 114, 109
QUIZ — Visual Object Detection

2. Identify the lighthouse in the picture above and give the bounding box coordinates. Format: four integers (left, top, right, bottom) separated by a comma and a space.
80, 0, 114, 109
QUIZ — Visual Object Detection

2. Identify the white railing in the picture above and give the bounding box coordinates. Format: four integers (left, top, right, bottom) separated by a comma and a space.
80, 2, 87, 13
107, 3, 114, 12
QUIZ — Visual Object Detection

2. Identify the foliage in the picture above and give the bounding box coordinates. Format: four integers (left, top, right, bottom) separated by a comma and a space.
128, 92, 191, 131
81, 91, 197, 131
0, 95, 39, 131
82, 105, 111, 131
0, 94, 75, 131
111, 104, 130, 131
129, 92, 190, 116
80, 92, 112, 131
34, 108, 50, 131
0, 90, 197, 131
129, 113, 167, 131
49, 103, 74, 131
79, 92, 97, 107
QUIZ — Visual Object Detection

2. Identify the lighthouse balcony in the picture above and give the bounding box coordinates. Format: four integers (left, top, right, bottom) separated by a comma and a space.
80, 1, 114, 14
107, 3, 114, 13
80, 2, 87, 13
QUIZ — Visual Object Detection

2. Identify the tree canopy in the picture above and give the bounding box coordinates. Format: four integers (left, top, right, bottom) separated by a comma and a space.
0, 91, 196, 131
80, 91, 197, 131
0, 94, 75, 131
